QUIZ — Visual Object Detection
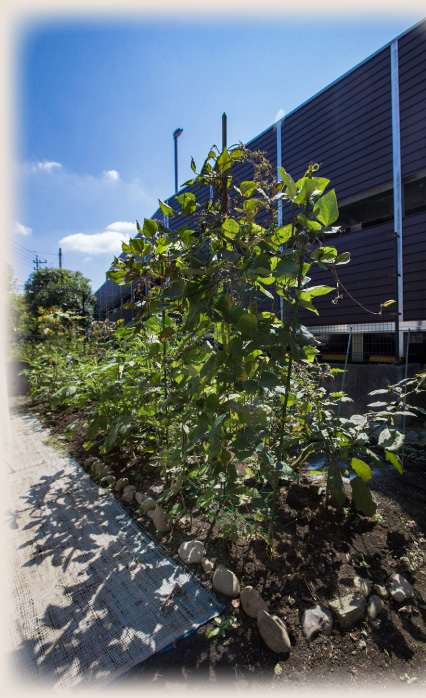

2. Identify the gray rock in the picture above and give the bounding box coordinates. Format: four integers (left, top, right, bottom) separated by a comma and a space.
178, 540, 206, 564
100, 475, 116, 486
153, 506, 172, 533
148, 483, 165, 497
398, 605, 412, 615
134, 492, 145, 505
91, 460, 105, 475
373, 584, 389, 600
146, 509, 155, 520
122, 490, 135, 503
84, 456, 97, 468
257, 610, 291, 654
140, 497, 156, 513
201, 557, 214, 572
329, 593, 366, 629
114, 477, 129, 492
240, 586, 268, 619
212, 565, 240, 597
123, 485, 136, 493
353, 577, 372, 598
367, 594, 384, 619
386, 574, 415, 604
302, 605, 333, 640
99, 465, 113, 477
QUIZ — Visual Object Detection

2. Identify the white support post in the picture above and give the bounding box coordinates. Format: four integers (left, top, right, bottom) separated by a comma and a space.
391, 40, 404, 359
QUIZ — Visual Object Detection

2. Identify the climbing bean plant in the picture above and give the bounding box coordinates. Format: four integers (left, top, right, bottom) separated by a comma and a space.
105, 144, 409, 549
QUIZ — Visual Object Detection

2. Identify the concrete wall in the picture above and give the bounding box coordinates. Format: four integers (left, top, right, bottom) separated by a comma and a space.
322, 362, 424, 419
7, 361, 30, 396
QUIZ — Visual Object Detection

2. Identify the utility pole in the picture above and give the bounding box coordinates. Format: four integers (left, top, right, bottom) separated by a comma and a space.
173, 128, 183, 193
222, 112, 227, 150
33, 254, 47, 271
59, 248, 62, 268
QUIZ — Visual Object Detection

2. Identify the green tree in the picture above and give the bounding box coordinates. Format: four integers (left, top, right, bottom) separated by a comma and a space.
7, 266, 31, 358
24, 268, 97, 328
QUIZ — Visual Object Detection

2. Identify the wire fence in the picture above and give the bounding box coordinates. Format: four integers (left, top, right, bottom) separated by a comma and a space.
312, 323, 426, 365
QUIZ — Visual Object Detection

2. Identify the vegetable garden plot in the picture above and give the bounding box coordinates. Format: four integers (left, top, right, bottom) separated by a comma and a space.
6, 414, 221, 691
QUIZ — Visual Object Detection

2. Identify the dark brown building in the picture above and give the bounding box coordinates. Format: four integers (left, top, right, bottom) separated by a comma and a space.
95, 19, 426, 363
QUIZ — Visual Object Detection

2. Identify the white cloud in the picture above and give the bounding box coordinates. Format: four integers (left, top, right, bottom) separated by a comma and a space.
106, 221, 136, 233
274, 108, 286, 122
27, 161, 62, 173
59, 230, 130, 256
82, 257, 93, 264
104, 169, 120, 181
14, 221, 32, 236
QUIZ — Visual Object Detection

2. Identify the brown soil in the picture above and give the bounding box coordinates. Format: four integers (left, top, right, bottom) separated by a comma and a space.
9, 397, 426, 690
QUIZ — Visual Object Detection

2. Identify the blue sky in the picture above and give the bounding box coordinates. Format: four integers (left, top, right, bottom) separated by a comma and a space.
11, 11, 425, 293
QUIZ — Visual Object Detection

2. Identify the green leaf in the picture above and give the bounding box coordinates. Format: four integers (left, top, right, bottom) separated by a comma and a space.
236, 313, 258, 337
311, 246, 338, 263
277, 167, 297, 200
313, 189, 339, 227
159, 327, 175, 342
176, 191, 197, 215
303, 285, 335, 298
191, 157, 196, 172
327, 465, 346, 506
205, 393, 220, 411
214, 294, 233, 317
158, 199, 175, 216
385, 450, 403, 475
294, 178, 318, 204
259, 372, 279, 390
351, 458, 372, 482
222, 218, 240, 237
206, 627, 220, 638
334, 252, 351, 265
240, 181, 258, 197
103, 415, 134, 452
216, 148, 233, 173
128, 237, 146, 255
381, 300, 396, 307
350, 476, 377, 517
274, 257, 299, 277
143, 218, 158, 237
378, 427, 404, 452
271, 224, 294, 246
163, 279, 186, 300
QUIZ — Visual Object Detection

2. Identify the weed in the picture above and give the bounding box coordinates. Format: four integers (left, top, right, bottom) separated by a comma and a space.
399, 672, 417, 684
401, 541, 425, 572
205, 615, 238, 640
353, 551, 368, 568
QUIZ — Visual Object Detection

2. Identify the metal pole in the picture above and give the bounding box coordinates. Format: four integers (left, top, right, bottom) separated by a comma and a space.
401, 329, 410, 469
222, 112, 227, 150
338, 327, 353, 419
276, 119, 284, 323
59, 248, 62, 268
174, 137, 178, 194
